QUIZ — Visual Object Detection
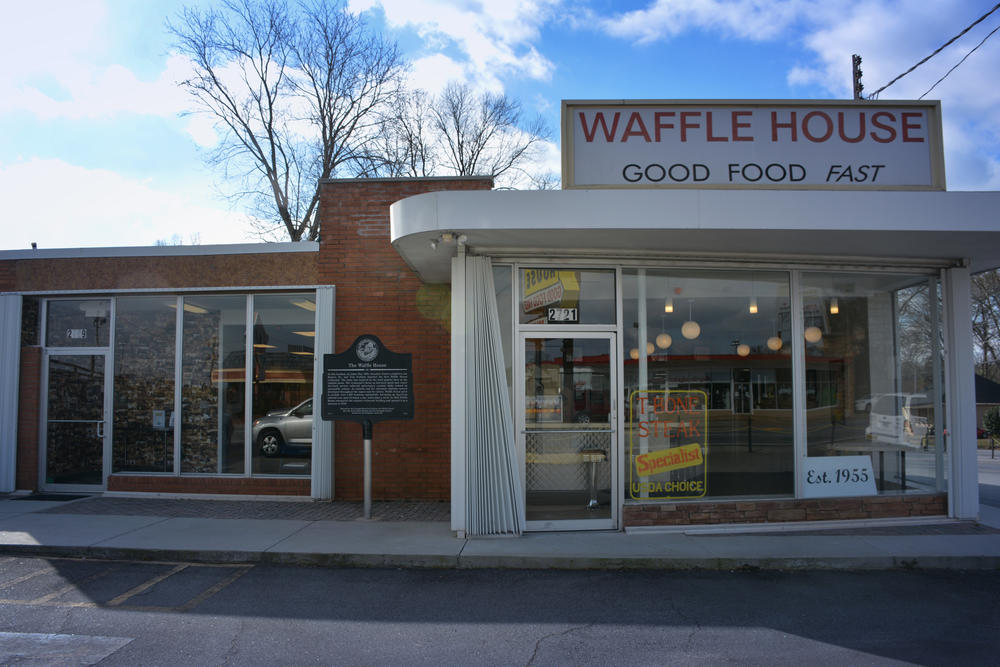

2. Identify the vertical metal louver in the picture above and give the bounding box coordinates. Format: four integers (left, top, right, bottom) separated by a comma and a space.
0, 294, 22, 492
464, 256, 524, 536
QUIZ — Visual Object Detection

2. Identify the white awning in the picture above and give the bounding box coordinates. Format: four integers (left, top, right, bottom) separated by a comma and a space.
391, 189, 1000, 282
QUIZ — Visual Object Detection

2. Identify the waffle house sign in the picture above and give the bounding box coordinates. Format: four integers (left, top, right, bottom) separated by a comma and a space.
562, 100, 945, 190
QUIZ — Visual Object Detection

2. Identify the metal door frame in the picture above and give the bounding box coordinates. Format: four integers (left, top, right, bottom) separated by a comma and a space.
40, 349, 112, 492
516, 330, 619, 531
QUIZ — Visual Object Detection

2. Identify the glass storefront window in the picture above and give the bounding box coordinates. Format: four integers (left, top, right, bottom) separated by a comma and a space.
623, 269, 794, 499
181, 295, 247, 474
113, 296, 176, 473
519, 268, 616, 325
46, 299, 110, 347
249, 294, 316, 475
801, 272, 945, 495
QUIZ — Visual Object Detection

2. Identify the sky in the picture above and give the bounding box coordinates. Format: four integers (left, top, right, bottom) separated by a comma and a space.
1, 0, 998, 250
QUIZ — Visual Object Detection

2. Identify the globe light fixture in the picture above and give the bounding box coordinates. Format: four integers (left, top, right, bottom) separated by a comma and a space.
737, 343, 750, 357
681, 300, 700, 340
656, 332, 672, 349
767, 335, 783, 351
646, 341, 655, 355
804, 326, 823, 343
629, 347, 640, 360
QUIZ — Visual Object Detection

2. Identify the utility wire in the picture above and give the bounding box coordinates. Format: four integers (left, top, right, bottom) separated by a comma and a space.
919, 22, 1000, 98
868, 2, 1000, 98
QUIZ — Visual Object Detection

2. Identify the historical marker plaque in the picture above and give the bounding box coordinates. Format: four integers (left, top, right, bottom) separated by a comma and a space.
321, 334, 414, 422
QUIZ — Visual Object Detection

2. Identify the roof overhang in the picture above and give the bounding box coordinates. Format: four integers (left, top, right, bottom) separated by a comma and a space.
391, 189, 1000, 283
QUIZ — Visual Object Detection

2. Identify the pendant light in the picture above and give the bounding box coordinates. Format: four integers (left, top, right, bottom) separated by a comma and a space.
829, 297, 839, 315
767, 333, 783, 351
681, 300, 700, 340
664, 297, 673, 313
804, 326, 823, 343
656, 332, 672, 349
748, 297, 758, 315
737, 343, 750, 357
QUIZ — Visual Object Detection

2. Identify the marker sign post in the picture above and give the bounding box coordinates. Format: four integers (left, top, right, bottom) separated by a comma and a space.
321, 335, 413, 519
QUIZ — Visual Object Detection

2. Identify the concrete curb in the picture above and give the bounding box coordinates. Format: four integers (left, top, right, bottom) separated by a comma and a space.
3, 544, 998, 571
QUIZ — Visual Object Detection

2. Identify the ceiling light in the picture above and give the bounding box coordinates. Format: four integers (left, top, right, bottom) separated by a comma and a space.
681, 300, 699, 340
830, 297, 839, 315
749, 297, 758, 314
664, 298, 673, 313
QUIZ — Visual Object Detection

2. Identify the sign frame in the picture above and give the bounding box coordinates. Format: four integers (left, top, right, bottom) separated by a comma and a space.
562, 99, 945, 191
321, 334, 414, 424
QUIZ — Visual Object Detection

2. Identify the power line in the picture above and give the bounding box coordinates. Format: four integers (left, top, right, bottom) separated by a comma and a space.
919, 22, 1000, 98
868, 2, 1000, 98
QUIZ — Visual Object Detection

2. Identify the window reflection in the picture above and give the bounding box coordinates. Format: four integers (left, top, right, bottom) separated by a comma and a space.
623, 269, 794, 499
802, 273, 945, 494
250, 294, 315, 475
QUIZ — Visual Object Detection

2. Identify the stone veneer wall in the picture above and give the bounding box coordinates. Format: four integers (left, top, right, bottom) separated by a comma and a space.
624, 493, 948, 527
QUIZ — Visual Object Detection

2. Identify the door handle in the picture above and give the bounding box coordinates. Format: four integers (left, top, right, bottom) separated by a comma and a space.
96, 422, 104, 439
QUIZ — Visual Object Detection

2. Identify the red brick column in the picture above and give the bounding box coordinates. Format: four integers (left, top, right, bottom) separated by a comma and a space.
16, 346, 41, 491
317, 177, 492, 501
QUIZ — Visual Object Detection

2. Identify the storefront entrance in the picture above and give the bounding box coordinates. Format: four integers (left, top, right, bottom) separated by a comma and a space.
520, 333, 618, 530
43, 353, 109, 490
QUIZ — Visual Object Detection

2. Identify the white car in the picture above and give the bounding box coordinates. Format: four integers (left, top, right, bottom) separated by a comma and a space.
866, 393, 930, 447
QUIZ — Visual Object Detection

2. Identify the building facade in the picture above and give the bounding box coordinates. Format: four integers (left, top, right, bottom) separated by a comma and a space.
1, 99, 998, 540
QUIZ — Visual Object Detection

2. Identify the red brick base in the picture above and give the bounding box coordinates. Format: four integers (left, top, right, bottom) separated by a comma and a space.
107, 475, 310, 496
623, 493, 948, 527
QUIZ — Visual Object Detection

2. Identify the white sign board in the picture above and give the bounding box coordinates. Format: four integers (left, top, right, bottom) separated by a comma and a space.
562, 100, 944, 190
801, 455, 877, 498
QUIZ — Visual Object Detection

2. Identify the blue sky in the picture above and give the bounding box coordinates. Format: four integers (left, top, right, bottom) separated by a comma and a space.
2, 0, 998, 249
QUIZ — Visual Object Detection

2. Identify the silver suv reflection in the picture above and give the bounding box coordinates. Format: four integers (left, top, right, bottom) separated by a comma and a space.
252, 398, 313, 457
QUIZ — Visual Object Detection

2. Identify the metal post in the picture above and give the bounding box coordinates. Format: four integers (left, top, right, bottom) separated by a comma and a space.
363, 419, 373, 520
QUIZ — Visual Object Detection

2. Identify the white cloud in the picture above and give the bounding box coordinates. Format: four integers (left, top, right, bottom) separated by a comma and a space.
599, 0, 809, 44
356, 0, 559, 93
0, 159, 256, 250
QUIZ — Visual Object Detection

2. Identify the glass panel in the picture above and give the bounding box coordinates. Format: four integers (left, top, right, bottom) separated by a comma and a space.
112, 296, 176, 473
46, 299, 110, 347
250, 293, 316, 476
802, 273, 945, 494
524, 337, 612, 521
181, 295, 246, 474
46, 355, 104, 485
623, 269, 794, 500
519, 268, 616, 325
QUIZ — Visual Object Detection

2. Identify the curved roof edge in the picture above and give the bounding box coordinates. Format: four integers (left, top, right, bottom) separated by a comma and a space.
391, 189, 1000, 282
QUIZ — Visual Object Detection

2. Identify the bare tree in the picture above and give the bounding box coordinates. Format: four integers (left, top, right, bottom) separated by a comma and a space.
431, 81, 550, 185
170, 0, 404, 241
972, 269, 1000, 381
362, 81, 554, 188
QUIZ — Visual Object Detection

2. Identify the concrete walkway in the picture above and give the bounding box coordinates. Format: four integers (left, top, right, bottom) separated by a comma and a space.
0, 495, 998, 571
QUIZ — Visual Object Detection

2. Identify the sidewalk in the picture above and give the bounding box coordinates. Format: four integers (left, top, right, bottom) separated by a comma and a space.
1, 495, 998, 571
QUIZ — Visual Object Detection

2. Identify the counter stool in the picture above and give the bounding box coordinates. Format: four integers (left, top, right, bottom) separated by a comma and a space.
580, 449, 608, 509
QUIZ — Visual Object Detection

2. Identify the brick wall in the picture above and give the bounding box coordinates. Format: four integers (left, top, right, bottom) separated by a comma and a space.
108, 475, 309, 496
7, 252, 317, 292
16, 346, 41, 491
317, 177, 493, 501
623, 493, 948, 527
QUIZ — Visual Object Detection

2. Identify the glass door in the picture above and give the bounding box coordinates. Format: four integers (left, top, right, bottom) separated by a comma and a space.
520, 334, 617, 530
43, 353, 109, 489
